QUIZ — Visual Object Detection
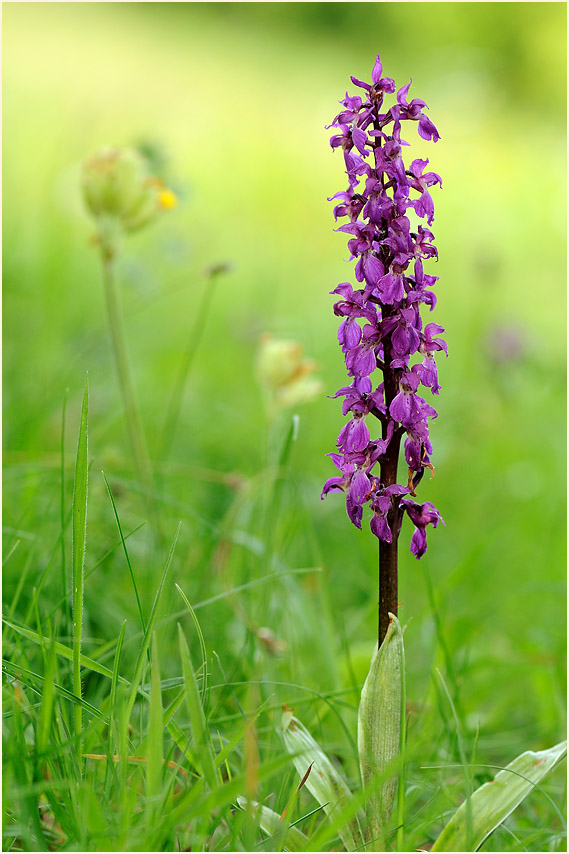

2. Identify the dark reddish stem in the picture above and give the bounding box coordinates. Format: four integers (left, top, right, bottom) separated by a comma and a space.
378, 305, 402, 646
371, 96, 403, 647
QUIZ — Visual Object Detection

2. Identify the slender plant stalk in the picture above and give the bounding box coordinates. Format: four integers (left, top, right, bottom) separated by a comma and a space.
377, 301, 403, 647
161, 267, 224, 459
60, 387, 69, 627
101, 253, 155, 508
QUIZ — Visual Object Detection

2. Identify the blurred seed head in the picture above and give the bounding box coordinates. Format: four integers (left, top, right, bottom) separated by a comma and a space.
256, 626, 287, 656
82, 146, 177, 238
256, 333, 323, 413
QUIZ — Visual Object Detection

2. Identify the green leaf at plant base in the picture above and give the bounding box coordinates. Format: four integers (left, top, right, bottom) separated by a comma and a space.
431, 739, 567, 851
236, 796, 308, 851
281, 709, 365, 851
358, 612, 403, 847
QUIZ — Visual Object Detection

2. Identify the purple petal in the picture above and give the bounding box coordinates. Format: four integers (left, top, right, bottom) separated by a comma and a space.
410, 526, 427, 558
370, 513, 392, 542
371, 55, 383, 84
418, 114, 440, 143
350, 75, 372, 92
346, 496, 363, 529
397, 80, 412, 106
321, 477, 344, 498
350, 468, 371, 504
350, 417, 370, 451
413, 190, 435, 224
362, 253, 385, 287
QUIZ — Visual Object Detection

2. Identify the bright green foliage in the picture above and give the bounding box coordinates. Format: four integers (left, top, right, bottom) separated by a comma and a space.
432, 740, 567, 851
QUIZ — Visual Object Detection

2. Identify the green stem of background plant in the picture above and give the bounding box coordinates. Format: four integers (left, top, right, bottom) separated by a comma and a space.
60, 388, 69, 629
160, 266, 225, 461
101, 249, 156, 521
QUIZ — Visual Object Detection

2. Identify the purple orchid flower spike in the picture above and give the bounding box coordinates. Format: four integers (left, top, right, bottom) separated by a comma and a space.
322, 53, 445, 645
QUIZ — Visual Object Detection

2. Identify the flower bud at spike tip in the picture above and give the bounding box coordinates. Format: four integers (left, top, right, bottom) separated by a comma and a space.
358, 613, 404, 845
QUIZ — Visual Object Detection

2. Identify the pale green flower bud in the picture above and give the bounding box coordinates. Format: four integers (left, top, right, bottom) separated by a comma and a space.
256, 334, 322, 414
81, 146, 177, 240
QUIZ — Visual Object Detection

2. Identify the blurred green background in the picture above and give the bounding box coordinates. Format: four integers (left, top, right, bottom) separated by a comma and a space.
3, 2, 566, 846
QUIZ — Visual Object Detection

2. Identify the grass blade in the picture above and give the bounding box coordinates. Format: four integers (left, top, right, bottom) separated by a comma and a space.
110, 620, 127, 715
236, 797, 309, 851
2, 619, 129, 685
125, 522, 180, 724
36, 626, 58, 758
177, 623, 218, 790
60, 387, 69, 630
146, 634, 164, 828
175, 583, 208, 704
102, 471, 146, 633
72, 376, 89, 760
3, 659, 107, 723
435, 668, 473, 845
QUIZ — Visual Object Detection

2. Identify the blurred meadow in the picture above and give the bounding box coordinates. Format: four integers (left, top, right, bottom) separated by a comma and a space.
3, 3, 567, 851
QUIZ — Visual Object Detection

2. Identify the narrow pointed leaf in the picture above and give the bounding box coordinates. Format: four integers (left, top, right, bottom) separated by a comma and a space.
146, 634, 164, 825
432, 740, 567, 851
2, 619, 128, 685
281, 711, 364, 851
125, 522, 180, 723
236, 797, 309, 851
178, 624, 218, 790
358, 612, 403, 844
